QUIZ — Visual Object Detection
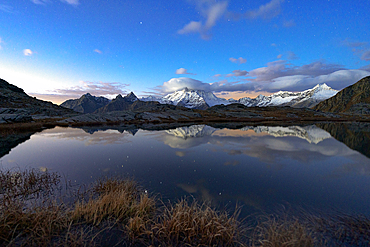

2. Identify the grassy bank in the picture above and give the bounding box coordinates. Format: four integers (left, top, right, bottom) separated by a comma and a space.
0, 168, 369, 246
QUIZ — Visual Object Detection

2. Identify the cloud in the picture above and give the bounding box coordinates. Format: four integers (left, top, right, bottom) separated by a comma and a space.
342, 39, 370, 61
30, 0, 79, 5
37, 81, 129, 102
277, 54, 282, 59
0, 4, 14, 13
360, 64, 370, 72
23, 49, 33, 56
60, 0, 79, 5
243, 0, 285, 20
179, 0, 284, 39
229, 57, 247, 64
361, 50, 370, 61
94, 49, 103, 54
161, 77, 212, 93
178, 21, 202, 35
227, 70, 248, 77
178, 1, 228, 39
176, 68, 196, 75
263, 69, 370, 92
342, 39, 368, 48
287, 51, 299, 60
248, 60, 343, 82
31, 0, 50, 4
158, 59, 370, 95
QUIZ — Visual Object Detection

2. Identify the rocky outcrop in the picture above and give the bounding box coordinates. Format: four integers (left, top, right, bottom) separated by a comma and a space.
60, 93, 110, 113
94, 92, 169, 113
313, 76, 370, 113
0, 78, 78, 123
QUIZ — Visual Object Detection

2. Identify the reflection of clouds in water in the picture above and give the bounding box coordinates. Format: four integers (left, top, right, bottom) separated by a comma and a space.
177, 182, 214, 202
224, 136, 357, 164
39, 127, 133, 146
39, 167, 48, 172
224, 160, 239, 166
177, 180, 264, 210
175, 151, 187, 157
160, 134, 213, 149
329, 154, 370, 178
158, 126, 358, 164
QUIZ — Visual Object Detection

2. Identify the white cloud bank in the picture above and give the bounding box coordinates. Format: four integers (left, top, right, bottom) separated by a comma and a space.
159, 60, 370, 95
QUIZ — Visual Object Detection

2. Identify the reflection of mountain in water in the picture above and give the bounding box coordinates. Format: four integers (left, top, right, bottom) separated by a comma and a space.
317, 123, 370, 158
241, 125, 332, 144
0, 131, 36, 158
164, 124, 332, 144
165, 125, 217, 139
81, 126, 139, 136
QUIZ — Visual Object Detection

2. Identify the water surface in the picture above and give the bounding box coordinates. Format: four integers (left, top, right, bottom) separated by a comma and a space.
1, 124, 370, 216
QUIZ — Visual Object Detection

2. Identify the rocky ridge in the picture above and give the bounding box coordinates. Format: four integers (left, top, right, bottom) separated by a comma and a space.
60, 93, 110, 113
313, 76, 370, 114
0, 78, 77, 124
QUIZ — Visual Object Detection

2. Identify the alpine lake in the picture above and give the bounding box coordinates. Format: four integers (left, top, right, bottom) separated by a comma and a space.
1, 122, 370, 218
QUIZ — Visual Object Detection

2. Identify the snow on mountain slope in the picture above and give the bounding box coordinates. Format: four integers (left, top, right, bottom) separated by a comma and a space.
165, 125, 217, 138
141, 95, 173, 104
241, 125, 332, 144
239, 83, 338, 108
162, 88, 209, 109
141, 83, 338, 109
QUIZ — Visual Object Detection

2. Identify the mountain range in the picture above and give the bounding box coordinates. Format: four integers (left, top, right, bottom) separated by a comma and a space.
141, 83, 338, 109
61, 83, 338, 113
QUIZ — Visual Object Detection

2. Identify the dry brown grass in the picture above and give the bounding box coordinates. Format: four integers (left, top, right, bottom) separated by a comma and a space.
3, 168, 370, 246
308, 212, 370, 246
0, 168, 60, 204
71, 177, 156, 226
249, 215, 315, 247
150, 199, 242, 246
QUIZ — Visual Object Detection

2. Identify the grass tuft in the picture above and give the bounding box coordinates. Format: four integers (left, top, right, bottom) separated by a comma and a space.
150, 199, 242, 246
250, 215, 315, 247
1, 168, 370, 246
71, 177, 156, 226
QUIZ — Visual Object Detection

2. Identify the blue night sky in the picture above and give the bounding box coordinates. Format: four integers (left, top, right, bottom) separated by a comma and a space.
0, 0, 369, 103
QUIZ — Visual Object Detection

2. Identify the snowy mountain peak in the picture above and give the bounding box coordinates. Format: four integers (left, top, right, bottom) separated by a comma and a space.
141, 83, 339, 109
312, 83, 331, 91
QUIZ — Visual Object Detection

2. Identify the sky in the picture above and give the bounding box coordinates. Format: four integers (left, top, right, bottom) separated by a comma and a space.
0, 0, 369, 104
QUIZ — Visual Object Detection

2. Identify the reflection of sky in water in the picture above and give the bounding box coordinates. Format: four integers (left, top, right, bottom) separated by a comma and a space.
1, 125, 370, 216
